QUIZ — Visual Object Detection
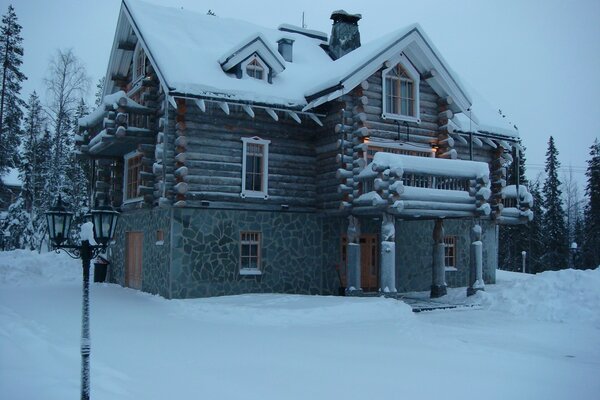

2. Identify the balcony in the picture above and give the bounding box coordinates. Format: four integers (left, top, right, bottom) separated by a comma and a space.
349, 152, 492, 219
77, 91, 155, 158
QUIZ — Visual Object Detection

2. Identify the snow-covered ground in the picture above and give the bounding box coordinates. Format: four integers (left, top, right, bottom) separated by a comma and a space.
1, 250, 598, 400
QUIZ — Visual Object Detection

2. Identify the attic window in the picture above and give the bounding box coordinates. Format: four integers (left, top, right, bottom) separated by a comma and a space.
242, 55, 268, 82
382, 54, 420, 123
133, 44, 146, 82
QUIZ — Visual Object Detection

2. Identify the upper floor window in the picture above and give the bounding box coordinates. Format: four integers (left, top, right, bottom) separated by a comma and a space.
124, 151, 143, 202
241, 137, 270, 199
382, 54, 420, 123
133, 44, 146, 82
242, 54, 268, 81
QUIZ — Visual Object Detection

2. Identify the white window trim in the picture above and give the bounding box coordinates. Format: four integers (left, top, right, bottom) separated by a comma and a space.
132, 42, 146, 85
123, 151, 143, 204
381, 53, 421, 123
241, 136, 270, 199
241, 54, 269, 82
240, 231, 263, 275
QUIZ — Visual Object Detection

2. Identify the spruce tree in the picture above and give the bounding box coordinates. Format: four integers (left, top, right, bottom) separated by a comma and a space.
521, 178, 543, 273
94, 76, 105, 107
0, 5, 26, 199
582, 139, 600, 268
541, 136, 568, 270
498, 144, 529, 271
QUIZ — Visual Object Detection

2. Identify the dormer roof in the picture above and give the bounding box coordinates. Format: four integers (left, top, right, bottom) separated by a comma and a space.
219, 33, 286, 76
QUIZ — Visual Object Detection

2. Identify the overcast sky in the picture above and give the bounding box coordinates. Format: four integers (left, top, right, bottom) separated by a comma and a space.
6, 0, 600, 188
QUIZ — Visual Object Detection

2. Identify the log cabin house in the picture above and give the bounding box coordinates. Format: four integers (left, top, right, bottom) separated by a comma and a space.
78, 0, 533, 299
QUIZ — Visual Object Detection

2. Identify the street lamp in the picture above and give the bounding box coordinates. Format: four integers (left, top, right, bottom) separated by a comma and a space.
45, 196, 119, 400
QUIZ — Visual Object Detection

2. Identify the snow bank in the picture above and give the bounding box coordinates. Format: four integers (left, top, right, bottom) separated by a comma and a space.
477, 268, 600, 325
0, 250, 81, 286
170, 294, 414, 326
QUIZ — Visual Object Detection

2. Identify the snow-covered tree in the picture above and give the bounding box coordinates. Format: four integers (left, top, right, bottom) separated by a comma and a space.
527, 178, 545, 273
582, 139, 600, 268
541, 136, 568, 270
0, 4, 26, 201
94, 76, 105, 107
43, 48, 90, 203
498, 144, 529, 271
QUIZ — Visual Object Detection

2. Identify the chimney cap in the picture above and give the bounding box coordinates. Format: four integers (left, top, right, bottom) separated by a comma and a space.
330, 10, 362, 24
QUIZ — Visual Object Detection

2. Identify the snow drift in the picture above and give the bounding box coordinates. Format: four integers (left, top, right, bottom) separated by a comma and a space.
478, 268, 600, 325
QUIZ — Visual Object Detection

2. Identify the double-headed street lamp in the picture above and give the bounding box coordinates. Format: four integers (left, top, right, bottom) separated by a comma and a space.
46, 196, 119, 400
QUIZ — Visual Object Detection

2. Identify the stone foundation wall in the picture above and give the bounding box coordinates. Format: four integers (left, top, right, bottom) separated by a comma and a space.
395, 219, 497, 292
170, 208, 342, 298
109, 208, 171, 297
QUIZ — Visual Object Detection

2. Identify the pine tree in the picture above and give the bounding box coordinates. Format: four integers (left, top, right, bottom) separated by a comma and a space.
582, 139, 600, 268
527, 179, 545, 273
94, 76, 105, 107
541, 136, 568, 270
0, 5, 26, 199
498, 144, 529, 271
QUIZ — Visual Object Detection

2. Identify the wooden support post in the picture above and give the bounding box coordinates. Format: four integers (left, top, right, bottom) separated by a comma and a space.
346, 216, 362, 294
467, 223, 485, 296
379, 214, 396, 294
430, 219, 447, 298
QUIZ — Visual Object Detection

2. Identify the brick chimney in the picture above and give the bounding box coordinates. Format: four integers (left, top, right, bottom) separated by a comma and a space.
328, 10, 362, 59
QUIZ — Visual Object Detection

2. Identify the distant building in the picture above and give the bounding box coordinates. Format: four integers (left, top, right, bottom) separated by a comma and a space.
0, 168, 22, 214
78, 0, 532, 299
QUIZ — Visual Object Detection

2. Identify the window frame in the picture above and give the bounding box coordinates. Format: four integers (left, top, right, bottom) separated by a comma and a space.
240, 231, 262, 275
132, 42, 146, 85
123, 151, 144, 204
241, 136, 270, 199
241, 54, 269, 82
443, 236, 457, 272
381, 54, 420, 123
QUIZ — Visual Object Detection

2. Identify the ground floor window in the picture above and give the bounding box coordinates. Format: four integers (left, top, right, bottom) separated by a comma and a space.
444, 236, 457, 271
240, 231, 261, 274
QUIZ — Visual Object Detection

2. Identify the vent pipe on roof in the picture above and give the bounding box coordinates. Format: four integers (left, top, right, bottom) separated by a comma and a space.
278, 38, 294, 62
328, 10, 362, 60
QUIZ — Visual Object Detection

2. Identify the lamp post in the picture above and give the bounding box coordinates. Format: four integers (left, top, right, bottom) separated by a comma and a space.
45, 196, 119, 400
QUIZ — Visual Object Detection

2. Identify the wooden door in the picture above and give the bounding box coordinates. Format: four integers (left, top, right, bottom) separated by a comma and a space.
125, 232, 143, 289
340, 234, 379, 292
360, 235, 379, 291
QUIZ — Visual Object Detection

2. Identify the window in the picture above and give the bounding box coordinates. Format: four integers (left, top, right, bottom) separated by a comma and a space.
382, 54, 420, 123
241, 137, 270, 198
444, 236, 457, 271
240, 232, 261, 274
242, 54, 268, 81
133, 44, 146, 82
156, 230, 164, 246
124, 151, 143, 202
246, 59, 264, 80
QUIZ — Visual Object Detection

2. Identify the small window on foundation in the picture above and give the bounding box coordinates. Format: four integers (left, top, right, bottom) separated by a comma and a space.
240, 231, 262, 275
444, 236, 457, 271
156, 230, 164, 246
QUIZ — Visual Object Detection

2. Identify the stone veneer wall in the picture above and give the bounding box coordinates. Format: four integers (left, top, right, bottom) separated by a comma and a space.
395, 219, 497, 292
109, 208, 171, 297
169, 208, 343, 298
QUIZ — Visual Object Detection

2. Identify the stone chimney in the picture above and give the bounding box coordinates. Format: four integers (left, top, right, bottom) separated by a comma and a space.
328, 10, 362, 59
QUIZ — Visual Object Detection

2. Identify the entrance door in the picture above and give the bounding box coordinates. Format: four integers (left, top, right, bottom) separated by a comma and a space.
360, 235, 379, 291
125, 231, 143, 289
341, 234, 379, 291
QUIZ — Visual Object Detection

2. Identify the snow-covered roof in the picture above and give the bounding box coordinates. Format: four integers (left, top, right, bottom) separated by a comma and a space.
1, 168, 21, 187
111, 0, 518, 137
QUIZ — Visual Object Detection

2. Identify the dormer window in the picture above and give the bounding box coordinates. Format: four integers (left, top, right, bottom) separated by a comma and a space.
382, 54, 420, 123
241, 54, 268, 81
133, 43, 146, 83
246, 59, 264, 80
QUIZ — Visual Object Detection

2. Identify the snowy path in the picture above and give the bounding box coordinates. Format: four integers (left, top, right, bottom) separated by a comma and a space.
1, 251, 599, 399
